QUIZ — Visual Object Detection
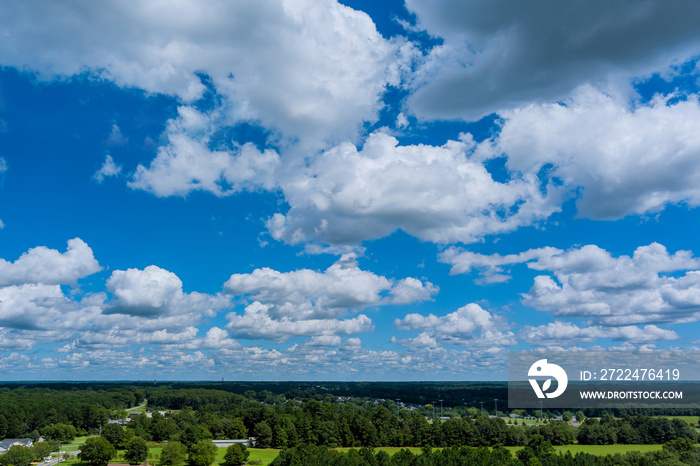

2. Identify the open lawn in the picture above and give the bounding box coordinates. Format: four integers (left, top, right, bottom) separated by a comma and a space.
245, 449, 280, 465
60, 436, 90, 452
145, 446, 279, 466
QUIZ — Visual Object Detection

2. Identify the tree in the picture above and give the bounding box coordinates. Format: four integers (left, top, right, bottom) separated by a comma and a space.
101, 423, 124, 446
527, 434, 554, 458
561, 411, 572, 422
79, 437, 116, 466
83, 405, 110, 432
253, 421, 272, 448
42, 423, 77, 443
124, 437, 149, 465
222, 443, 249, 466
272, 424, 288, 448
0, 446, 35, 466
180, 424, 211, 448
159, 441, 187, 466
224, 418, 247, 440
187, 440, 216, 466
31, 441, 60, 462
575, 411, 585, 423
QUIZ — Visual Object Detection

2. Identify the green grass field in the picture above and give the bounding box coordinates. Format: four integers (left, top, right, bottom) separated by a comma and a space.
125, 405, 148, 414
60, 436, 90, 452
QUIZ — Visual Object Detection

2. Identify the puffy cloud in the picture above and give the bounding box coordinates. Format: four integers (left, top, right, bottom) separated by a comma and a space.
201, 327, 241, 349
141, 326, 200, 345
93, 155, 123, 182
518, 321, 679, 346
0, 238, 101, 286
439, 246, 560, 283
0, 0, 405, 144
486, 87, 700, 219
391, 332, 438, 349
128, 107, 281, 197
225, 252, 437, 319
0, 283, 102, 331
225, 301, 373, 342
521, 243, 700, 325
389, 278, 439, 304
106, 265, 230, 317
0, 329, 36, 350
268, 132, 561, 245
405, 0, 700, 120
394, 303, 515, 348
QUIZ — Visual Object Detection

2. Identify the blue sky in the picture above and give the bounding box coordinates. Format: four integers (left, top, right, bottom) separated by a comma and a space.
1, 0, 700, 380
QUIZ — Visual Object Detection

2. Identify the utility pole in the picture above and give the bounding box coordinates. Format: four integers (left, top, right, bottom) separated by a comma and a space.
480, 401, 484, 417
439, 399, 443, 419
539, 401, 543, 421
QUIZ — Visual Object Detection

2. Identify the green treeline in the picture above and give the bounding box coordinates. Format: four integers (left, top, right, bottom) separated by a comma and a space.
114, 402, 698, 450
1, 385, 698, 451
577, 414, 697, 445
0, 386, 145, 438
269, 440, 700, 466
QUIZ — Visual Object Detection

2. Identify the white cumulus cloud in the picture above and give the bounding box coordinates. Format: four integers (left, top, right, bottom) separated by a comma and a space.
225, 252, 437, 319
268, 131, 561, 245
0, 238, 101, 286
129, 106, 281, 197
394, 303, 515, 348
521, 243, 700, 325
0, 0, 406, 145
106, 265, 230, 317
225, 301, 373, 342
518, 321, 679, 346
486, 87, 700, 219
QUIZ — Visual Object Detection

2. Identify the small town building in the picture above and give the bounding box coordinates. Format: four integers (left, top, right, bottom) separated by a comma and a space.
0, 438, 34, 453
212, 439, 251, 448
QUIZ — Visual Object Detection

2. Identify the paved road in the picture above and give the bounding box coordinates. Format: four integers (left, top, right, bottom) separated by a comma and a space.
126, 401, 148, 412
37, 450, 80, 466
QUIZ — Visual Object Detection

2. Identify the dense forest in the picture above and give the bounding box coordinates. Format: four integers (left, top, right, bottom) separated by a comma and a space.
0, 382, 699, 466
